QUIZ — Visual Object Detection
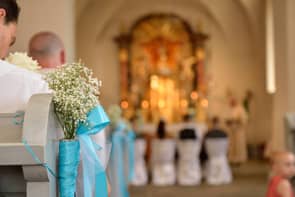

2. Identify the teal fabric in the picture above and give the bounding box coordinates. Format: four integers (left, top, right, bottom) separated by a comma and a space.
59, 140, 80, 197
109, 122, 135, 197
77, 105, 110, 197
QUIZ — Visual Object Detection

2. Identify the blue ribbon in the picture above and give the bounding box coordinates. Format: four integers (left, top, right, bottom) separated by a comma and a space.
110, 122, 129, 197
125, 130, 135, 182
22, 138, 57, 177
59, 140, 80, 197
77, 105, 110, 197
109, 122, 135, 197
12, 111, 24, 126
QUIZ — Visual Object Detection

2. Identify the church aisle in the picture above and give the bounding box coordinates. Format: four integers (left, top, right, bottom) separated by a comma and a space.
130, 161, 268, 197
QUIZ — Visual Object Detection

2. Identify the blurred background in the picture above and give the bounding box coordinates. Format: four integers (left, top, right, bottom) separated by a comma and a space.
10, 0, 295, 196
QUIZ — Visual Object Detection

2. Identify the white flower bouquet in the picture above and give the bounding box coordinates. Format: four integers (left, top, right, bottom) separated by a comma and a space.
45, 62, 101, 139
45, 62, 110, 197
5, 52, 40, 71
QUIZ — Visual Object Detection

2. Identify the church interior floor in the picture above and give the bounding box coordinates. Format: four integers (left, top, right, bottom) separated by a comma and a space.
130, 161, 269, 197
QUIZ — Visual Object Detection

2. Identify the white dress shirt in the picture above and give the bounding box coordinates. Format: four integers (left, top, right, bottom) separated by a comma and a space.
0, 60, 49, 113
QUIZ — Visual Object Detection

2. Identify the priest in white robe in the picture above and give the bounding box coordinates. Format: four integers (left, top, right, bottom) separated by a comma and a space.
225, 98, 248, 164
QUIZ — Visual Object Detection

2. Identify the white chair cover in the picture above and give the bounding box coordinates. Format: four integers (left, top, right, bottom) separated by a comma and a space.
131, 139, 148, 186
177, 140, 202, 185
205, 138, 232, 185
151, 139, 176, 186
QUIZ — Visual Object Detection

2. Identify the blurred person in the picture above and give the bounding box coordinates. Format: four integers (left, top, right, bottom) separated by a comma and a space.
225, 97, 248, 165
203, 116, 232, 185
266, 151, 295, 197
205, 116, 228, 139
178, 114, 198, 140
157, 119, 167, 139
200, 116, 228, 162
0, 0, 49, 113
151, 118, 176, 185
177, 114, 202, 185
0, 0, 17, 59
200, 116, 227, 165
28, 31, 65, 70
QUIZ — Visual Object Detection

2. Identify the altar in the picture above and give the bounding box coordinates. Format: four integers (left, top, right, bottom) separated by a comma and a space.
114, 13, 209, 124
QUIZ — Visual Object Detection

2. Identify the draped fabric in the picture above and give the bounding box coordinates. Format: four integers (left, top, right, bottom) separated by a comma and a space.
76, 131, 109, 197
177, 140, 202, 185
124, 131, 136, 183
204, 138, 232, 185
108, 122, 135, 197
151, 139, 176, 186
76, 106, 110, 197
131, 139, 148, 186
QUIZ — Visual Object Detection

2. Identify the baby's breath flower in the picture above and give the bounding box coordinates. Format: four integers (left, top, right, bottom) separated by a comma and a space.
45, 62, 101, 139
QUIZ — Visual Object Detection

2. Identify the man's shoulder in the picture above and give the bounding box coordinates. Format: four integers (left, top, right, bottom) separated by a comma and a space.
0, 60, 43, 80
0, 60, 49, 94
0, 59, 17, 74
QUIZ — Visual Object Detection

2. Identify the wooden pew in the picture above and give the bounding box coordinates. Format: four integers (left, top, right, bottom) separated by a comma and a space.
0, 94, 61, 197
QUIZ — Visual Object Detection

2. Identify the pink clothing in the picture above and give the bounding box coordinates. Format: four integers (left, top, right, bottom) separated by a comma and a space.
266, 176, 294, 197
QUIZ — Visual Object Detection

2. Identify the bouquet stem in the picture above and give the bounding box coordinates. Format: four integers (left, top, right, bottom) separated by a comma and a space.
59, 139, 80, 197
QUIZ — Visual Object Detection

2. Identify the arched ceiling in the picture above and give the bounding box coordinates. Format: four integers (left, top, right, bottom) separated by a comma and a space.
76, 0, 265, 56
77, 0, 223, 37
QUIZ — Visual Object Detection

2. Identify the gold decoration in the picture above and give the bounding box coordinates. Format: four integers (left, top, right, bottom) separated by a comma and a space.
115, 14, 209, 123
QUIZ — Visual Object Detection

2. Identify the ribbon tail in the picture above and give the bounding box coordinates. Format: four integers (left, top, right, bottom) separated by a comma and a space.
79, 135, 108, 197
77, 105, 110, 197
127, 131, 135, 182
111, 134, 128, 197
91, 129, 112, 172
22, 138, 57, 177
95, 171, 108, 197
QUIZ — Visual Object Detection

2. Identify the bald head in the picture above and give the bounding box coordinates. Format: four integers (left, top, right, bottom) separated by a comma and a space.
272, 151, 294, 162
271, 151, 295, 179
29, 31, 65, 69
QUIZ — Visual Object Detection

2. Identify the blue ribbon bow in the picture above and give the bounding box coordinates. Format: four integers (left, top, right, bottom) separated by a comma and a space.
77, 105, 110, 197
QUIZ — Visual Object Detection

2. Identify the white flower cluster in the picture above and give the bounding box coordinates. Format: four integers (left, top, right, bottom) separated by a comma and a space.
107, 105, 122, 126
5, 52, 40, 71
107, 105, 132, 132
45, 62, 101, 139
